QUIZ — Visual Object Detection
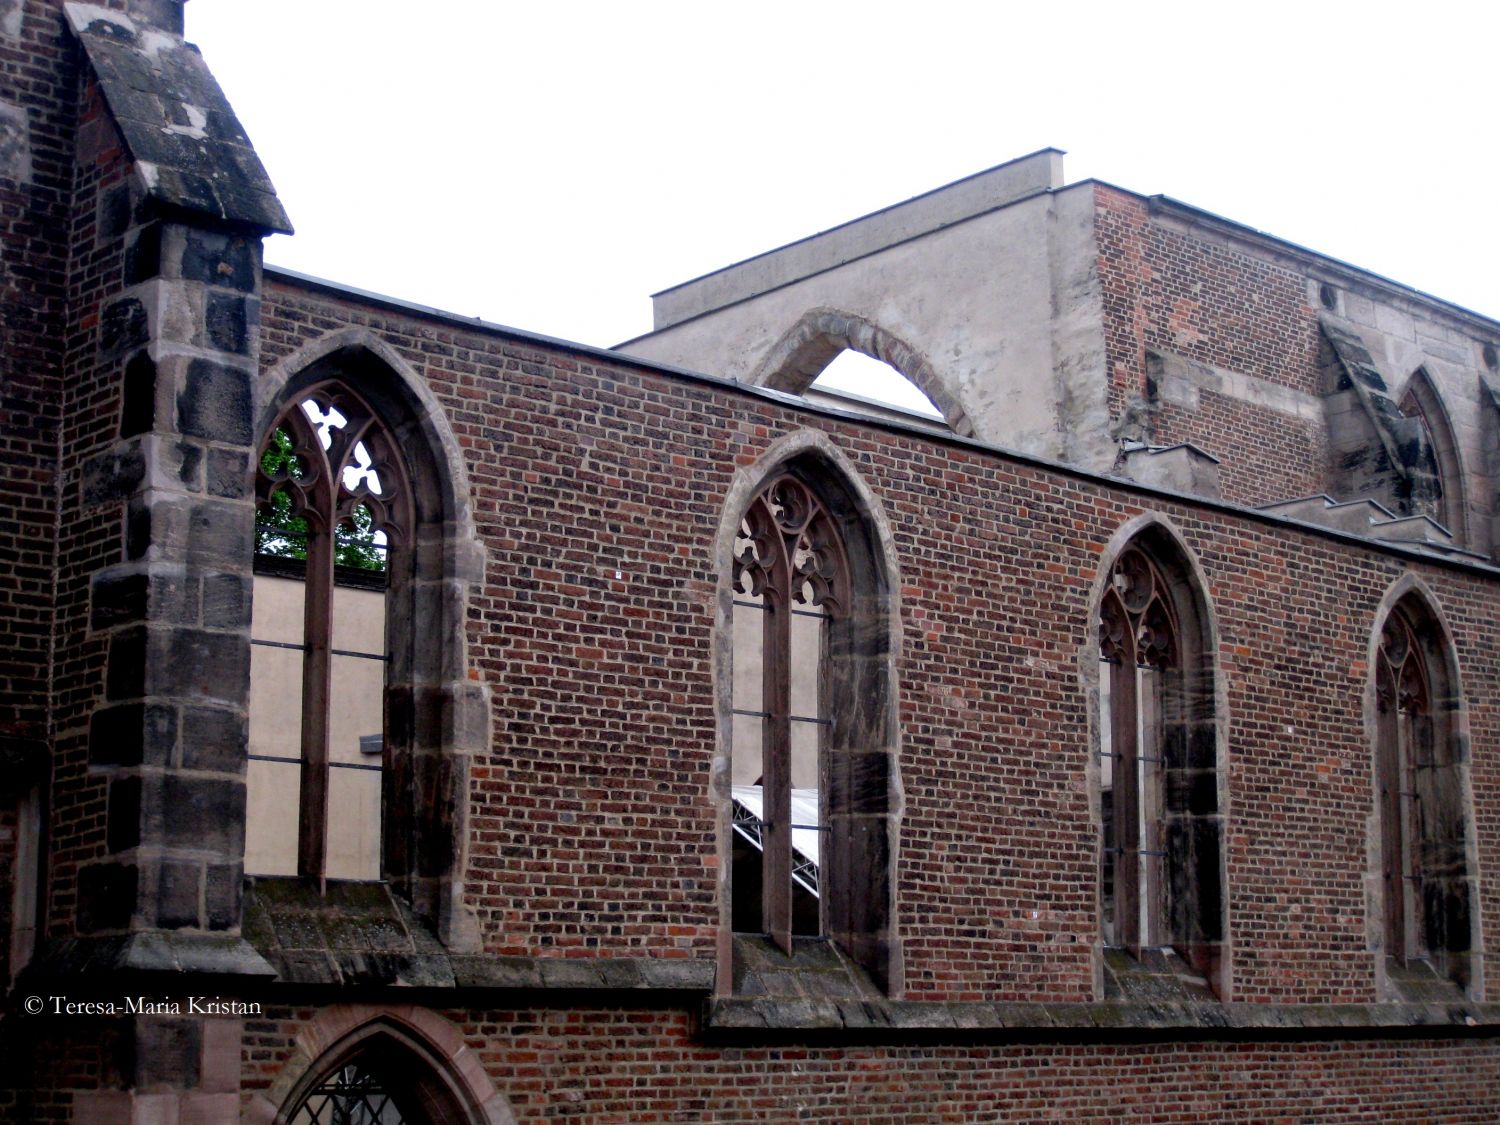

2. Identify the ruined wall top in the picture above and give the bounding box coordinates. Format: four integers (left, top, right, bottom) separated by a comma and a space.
649, 148, 1065, 331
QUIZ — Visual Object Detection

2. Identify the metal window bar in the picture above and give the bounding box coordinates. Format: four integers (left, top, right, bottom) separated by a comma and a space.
251, 638, 387, 661
732, 599, 829, 620
249, 753, 382, 773
731, 708, 831, 725
291, 1061, 406, 1125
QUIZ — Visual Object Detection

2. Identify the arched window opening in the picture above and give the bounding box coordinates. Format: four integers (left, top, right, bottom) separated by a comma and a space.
725, 453, 898, 991
246, 384, 411, 882
752, 308, 972, 436
1398, 370, 1465, 542
1374, 598, 1473, 989
1096, 530, 1222, 989
732, 475, 848, 948
809, 349, 946, 423
284, 1030, 481, 1125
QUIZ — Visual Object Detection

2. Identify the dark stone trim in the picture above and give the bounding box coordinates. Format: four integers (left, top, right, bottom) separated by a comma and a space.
65, 6, 292, 234
702, 996, 1500, 1043
24, 932, 275, 982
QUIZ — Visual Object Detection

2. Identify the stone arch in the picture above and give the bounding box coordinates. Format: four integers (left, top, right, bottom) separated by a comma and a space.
254, 333, 487, 949
712, 429, 904, 994
1399, 366, 1468, 542
748, 308, 974, 437
246, 1005, 514, 1125
1084, 513, 1228, 997
1365, 577, 1481, 997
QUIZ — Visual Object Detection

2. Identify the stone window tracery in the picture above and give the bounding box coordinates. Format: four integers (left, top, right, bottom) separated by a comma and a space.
246, 383, 411, 882
1374, 598, 1473, 988
723, 452, 899, 991
1096, 529, 1223, 988
1098, 547, 1175, 952
731, 474, 848, 951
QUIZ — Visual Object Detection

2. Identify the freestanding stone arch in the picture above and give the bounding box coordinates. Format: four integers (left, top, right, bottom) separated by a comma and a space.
748, 308, 975, 437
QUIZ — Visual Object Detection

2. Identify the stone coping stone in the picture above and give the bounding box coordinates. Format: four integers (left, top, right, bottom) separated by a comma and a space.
64, 2, 292, 233
27, 931, 276, 981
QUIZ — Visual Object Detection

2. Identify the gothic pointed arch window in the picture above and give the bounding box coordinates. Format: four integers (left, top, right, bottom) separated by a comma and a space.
1097, 527, 1222, 985
284, 1029, 487, 1124
1398, 368, 1466, 542
247, 382, 411, 881
727, 455, 898, 990
1374, 595, 1474, 990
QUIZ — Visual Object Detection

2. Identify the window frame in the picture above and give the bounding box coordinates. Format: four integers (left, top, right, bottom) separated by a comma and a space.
251, 380, 411, 883
1094, 523, 1224, 990
1372, 593, 1476, 991
717, 438, 902, 994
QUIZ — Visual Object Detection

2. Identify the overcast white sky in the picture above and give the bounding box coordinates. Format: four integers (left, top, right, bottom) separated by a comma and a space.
187, 0, 1498, 356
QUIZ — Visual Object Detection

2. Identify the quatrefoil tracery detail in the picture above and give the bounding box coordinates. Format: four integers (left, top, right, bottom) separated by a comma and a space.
1099, 548, 1178, 670
733, 475, 849, 616
257, 387, 410, 549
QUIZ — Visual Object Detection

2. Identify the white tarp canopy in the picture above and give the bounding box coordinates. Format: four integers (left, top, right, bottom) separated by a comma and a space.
731, 785, 820, 880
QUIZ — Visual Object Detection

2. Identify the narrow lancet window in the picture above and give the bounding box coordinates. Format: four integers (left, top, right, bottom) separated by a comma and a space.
1099, 548, 1175, 953
1096, 529, 1222, 988
246, 385, 409, 882
1374, 598, 1473, 989
730, 474, 848, 952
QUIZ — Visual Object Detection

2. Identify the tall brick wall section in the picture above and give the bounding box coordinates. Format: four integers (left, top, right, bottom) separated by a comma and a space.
234, 1004, 1500, 1122
1094, 185, 1328, 506
259, 278, 1500, 1010
0, 0, 153, 953
43, 76, 134, 937
0, 2, 80, 789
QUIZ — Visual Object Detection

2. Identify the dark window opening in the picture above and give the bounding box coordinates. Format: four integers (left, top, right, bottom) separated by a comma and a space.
1375, 599, 1473, 990
1097, 533, 1222, 991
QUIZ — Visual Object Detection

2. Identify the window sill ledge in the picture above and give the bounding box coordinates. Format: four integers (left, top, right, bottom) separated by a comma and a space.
244, 877, 716, 994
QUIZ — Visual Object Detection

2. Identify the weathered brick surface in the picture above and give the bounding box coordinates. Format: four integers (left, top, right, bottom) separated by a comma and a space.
0, 1, 84, 779
239, 1003, 1500, 1122
44, 75, 135, 939
6, 3, 1500, 1117
1094, 185, 1328, 506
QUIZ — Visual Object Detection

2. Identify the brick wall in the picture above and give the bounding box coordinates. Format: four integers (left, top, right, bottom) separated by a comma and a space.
42, 75, 133, 938
0, 1, 79, 776
235, 1003, 1500, 1122
261, 277, 1500, 1009
1094, 185, 1329, 507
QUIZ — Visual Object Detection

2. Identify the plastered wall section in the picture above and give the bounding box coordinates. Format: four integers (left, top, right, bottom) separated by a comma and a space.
620, 184, 1114, 472
1316, 288, 1500, 551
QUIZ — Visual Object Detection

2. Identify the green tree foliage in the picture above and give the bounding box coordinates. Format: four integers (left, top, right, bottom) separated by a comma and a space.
257, 427, 387, 572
